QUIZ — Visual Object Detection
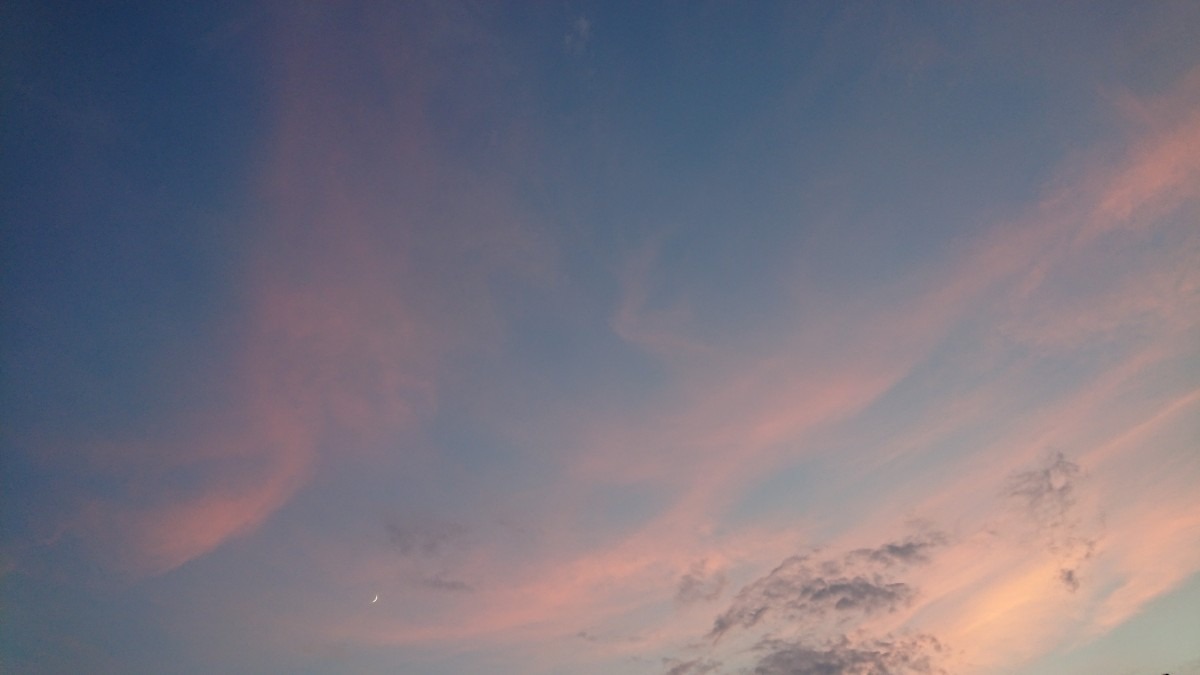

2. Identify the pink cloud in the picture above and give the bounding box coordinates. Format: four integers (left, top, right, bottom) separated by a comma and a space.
1089, 67, 1200, 234
46, 5, 555, 578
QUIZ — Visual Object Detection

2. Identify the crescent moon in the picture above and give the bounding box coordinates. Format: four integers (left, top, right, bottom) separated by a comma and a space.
372, 594, 379, 603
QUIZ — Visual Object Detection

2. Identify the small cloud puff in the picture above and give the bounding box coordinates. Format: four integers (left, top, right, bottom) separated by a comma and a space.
676, 559, 728, 606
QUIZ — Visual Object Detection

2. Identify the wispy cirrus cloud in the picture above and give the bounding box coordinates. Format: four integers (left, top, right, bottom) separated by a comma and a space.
19, 2, 555, 580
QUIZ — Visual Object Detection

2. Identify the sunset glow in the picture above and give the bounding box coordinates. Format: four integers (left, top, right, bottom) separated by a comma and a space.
3, 3, 1199, 674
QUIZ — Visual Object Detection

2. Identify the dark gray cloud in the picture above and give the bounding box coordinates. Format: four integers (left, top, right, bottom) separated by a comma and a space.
677, 560, 728, 606
384, 518, 473, 592
847, 532, 948, 568
705, 533, 946, 642
1004, 452, 1098, 591
421, 575, 473, 592
1005, 452, 1081, 530
384, 518, 465, 556
576, 628, 649, 647
1058, 568, 1079, 592
751, 634, 945, 675
662, 657, 722, 675
664, 532, 950, 672
708, 556, 916, 641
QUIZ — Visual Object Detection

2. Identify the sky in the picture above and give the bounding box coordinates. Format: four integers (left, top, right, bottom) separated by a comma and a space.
2, 2, 1199, 674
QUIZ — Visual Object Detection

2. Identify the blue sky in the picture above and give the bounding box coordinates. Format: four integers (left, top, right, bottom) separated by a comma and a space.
3, 2, 1199, 674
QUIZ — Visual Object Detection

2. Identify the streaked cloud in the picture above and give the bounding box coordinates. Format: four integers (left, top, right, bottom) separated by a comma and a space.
663, 657, 722, 675
708, 543, 930, 642
750, 634, 945, 675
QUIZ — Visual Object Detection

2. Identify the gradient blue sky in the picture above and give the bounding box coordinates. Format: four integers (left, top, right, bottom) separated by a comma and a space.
3, 2, 1199, 674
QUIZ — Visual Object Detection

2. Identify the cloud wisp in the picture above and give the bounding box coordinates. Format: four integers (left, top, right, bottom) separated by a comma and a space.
1002, 452, 1098, 592
676, 559, 729, 607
